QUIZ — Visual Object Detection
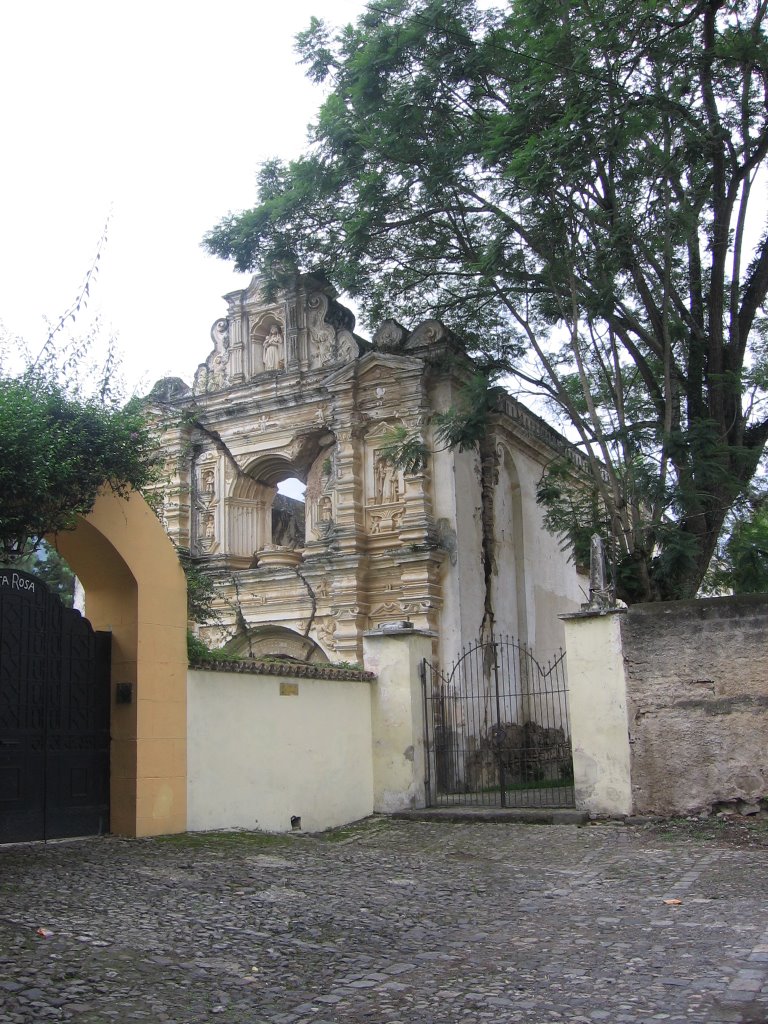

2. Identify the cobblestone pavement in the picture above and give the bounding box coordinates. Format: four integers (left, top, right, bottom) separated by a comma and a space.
1, 818, 767, 1023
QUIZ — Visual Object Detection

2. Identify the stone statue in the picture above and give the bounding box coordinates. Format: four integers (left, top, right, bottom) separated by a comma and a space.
374, 456, 398, 504
375, 457, 388, 505
263, 324, 283, 372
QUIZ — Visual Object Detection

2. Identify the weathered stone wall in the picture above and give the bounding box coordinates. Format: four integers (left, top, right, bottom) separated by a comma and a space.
620, 595, 768, 815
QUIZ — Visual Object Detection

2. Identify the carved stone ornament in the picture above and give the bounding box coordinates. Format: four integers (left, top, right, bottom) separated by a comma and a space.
404, 319, 447, 350
193, 318, 231, 394
307, 293, 336, 366
306, 292, 359, 367
372, 319, 408, 352
316, 619, 337, 651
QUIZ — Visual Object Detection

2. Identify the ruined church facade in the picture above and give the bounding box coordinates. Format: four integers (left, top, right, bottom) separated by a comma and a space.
149, 274, 586, 666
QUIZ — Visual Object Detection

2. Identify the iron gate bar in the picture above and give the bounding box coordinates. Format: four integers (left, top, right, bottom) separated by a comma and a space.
421, 634, 574, 810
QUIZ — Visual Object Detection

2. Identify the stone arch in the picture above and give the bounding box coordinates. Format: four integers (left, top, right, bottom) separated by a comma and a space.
51, 490, 187, 838
224, 625, 329, 664
226, 456, 305, 564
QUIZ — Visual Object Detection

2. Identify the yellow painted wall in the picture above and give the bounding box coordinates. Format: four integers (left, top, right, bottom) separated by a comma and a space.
53, 491, 188, 837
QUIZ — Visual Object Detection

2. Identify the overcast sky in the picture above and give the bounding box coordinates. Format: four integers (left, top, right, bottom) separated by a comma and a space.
0, 1, 368, 395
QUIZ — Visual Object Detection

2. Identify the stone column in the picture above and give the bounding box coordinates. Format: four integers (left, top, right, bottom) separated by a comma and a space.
362, 625, 435, 813
561, 608, 633, 817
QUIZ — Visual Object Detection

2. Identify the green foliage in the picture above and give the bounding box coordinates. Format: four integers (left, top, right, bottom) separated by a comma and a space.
377, 425, 430, 473
703, 496, 768, 595
10, 541, 76, 607
205, 0, 768, 602
728, 506, 768, 594
434, 374, 504, 452
0, 370, 160, 559
178, 549, 219, 624
186, 631, 242, 664
537, 459, 605, 573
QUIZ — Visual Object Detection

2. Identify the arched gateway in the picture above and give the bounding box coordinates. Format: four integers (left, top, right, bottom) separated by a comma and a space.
53, 491, 188, 837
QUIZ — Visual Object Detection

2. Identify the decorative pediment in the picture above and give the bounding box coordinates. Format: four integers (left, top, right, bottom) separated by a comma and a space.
323, 350, 426, 389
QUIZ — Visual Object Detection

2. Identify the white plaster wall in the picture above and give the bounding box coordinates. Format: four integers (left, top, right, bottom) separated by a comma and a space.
187, 670, 374, 833
490, 447, 524, 643
430, 440, 485, 666
364, 629, 433, 812
511, 447, 585, 657
563, 611, 633, 816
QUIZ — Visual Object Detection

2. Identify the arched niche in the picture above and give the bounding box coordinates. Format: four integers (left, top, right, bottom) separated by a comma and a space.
51, 490, 188, 838
249, 311, 285, 375
224, 625, 329, 663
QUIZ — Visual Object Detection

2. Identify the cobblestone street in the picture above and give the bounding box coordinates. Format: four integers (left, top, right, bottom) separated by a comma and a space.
1, 818, 767, 1023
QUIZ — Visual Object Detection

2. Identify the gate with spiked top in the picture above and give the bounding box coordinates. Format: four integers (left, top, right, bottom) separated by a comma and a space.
421, 635, 574, 808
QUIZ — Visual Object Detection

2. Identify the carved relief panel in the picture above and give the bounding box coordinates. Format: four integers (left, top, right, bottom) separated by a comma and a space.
305, 445, 337, 541
193, 452, 221, 555
366, 447, 406, 537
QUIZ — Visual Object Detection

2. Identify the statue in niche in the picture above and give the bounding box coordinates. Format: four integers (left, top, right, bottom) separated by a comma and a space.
201, 468, 215, 496
196, 511, 216, 552
374, 455, 398, 504
318, 495, 333, 522
263, 324, 283, 371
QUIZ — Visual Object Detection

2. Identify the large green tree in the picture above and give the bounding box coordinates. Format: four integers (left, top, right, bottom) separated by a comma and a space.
205, 0, 768, 601
0, 328, 161, 561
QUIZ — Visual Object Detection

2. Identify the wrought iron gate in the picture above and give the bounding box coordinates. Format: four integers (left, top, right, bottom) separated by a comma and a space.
0, 570, 111, 843
421, 635, 574, 808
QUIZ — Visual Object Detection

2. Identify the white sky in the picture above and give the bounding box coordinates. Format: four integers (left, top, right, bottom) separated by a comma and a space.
0, 0, 368, 396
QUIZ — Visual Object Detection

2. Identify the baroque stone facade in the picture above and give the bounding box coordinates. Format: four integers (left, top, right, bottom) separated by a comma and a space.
148, 274, 585, 665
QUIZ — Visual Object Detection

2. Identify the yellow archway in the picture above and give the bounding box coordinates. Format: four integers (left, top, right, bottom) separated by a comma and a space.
52, 491, 188, 837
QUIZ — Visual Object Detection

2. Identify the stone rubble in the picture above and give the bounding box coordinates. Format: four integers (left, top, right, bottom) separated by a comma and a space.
0, 819, 766, 1023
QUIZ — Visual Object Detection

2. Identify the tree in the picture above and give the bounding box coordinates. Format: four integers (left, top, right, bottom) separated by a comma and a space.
0, 327, 161, 562
14, 541, 77, 606
204, 0, 768, 602
704, 493, 768, 592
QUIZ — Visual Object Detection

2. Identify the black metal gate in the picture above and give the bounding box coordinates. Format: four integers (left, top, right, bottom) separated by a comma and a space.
0, 569, 111, 843
422, 635, 574, 808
